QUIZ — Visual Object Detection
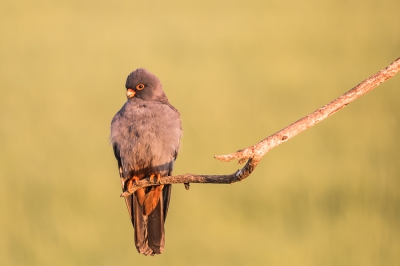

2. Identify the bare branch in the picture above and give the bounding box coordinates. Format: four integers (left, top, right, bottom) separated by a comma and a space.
129, 57, 400, 192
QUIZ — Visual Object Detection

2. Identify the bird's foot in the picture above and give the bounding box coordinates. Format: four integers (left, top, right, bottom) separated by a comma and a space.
120, 176, 139, 197
132, 176, 140, 184
149, 173, 161, 184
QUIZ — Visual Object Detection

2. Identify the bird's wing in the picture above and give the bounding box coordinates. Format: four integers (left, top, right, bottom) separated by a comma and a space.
113, 143, 135, 224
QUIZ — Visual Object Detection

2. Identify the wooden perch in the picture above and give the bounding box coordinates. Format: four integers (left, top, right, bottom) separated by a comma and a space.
129, 57, 400, 192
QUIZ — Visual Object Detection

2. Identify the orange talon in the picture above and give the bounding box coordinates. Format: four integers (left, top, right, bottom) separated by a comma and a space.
121, 177, 135, 197
132, 175, 140, 184
149, 174, 155, 183
122, 175, 139, 195
127, 179, 134, 193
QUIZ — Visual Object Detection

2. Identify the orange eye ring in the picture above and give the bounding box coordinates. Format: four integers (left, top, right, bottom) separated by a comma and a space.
136, 84, 145, 90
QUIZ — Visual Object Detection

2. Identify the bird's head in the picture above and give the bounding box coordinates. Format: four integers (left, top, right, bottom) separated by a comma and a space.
125, 68, 168, 103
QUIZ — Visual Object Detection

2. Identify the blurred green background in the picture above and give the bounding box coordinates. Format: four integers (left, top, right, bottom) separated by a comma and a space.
1, 0, 399, 265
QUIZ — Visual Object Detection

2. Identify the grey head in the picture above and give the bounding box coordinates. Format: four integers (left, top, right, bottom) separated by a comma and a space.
125, 68, 169, 103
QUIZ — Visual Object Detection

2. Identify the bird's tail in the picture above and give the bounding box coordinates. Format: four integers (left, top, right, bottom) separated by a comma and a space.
127, 184, 171, 256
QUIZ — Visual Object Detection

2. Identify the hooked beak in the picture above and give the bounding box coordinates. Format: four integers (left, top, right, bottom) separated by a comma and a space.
126, 88, 135, 98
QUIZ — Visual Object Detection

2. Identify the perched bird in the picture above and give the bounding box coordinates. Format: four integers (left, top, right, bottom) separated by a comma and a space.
110, 69, 182, 255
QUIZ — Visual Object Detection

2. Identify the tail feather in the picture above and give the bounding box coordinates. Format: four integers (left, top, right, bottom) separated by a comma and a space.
124, 184, 171, 256
147, 197, 165, 254
133, 194, 154, 255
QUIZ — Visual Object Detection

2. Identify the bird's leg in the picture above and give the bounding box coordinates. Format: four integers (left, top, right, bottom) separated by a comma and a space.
120, 176, 140, 197
149, 173, 161, 184
132, 175, 140, 184
125, 176, 141, 193
156, 173, 161, 183
149, 174, 155, 183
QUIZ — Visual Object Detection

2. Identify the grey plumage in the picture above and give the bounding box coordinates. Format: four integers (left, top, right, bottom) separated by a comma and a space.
110, 68, 181, 256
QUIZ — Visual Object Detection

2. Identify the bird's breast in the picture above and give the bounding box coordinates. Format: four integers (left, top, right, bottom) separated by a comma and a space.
111, 101, 181, 176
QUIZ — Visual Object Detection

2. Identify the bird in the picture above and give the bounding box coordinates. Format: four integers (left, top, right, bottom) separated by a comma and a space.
110, 68, 182, 256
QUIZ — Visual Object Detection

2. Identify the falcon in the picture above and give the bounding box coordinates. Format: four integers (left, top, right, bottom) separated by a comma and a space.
110, 68, 182, 255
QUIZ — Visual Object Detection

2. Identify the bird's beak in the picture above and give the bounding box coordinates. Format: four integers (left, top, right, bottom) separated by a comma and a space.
126, 88, 136, 98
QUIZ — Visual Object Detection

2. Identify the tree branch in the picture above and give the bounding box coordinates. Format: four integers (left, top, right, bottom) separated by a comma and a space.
129, 57, 400, 192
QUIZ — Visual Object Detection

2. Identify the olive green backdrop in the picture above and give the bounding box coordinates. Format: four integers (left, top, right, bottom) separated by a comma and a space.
1, 0, 399, 265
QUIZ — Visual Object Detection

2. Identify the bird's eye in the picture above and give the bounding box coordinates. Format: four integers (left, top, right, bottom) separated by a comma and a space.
136, 84, 145, 90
